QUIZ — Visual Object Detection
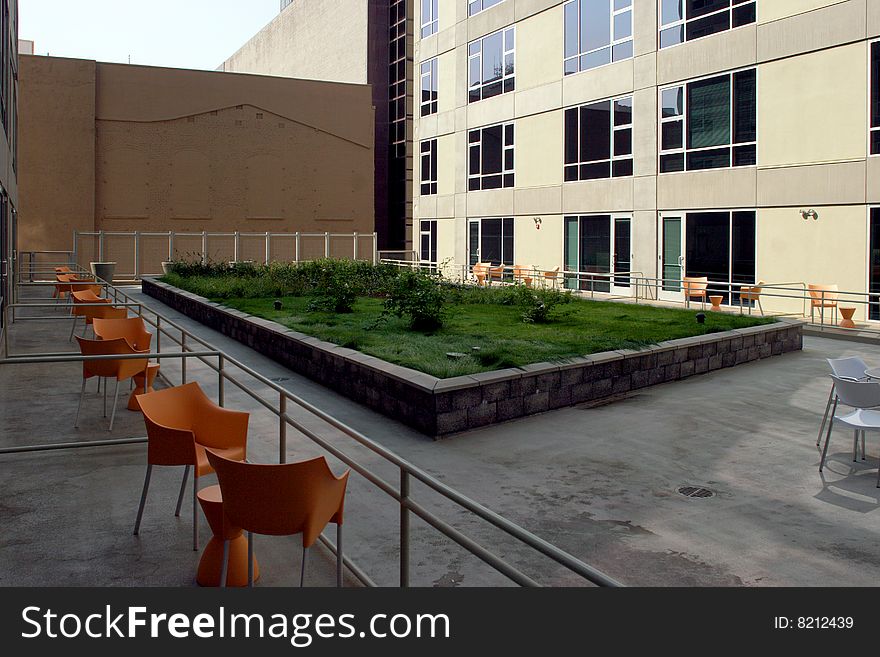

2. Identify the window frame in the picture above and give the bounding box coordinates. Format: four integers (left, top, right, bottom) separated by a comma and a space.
563, 0, 634, 76
658, 67, 758, 174
420, 139, 438, 196
468, 26, 516, 103
564, 94, 634, 182
468, 217, 515, 267
420, 58, 438, 117
420, 219, 438, 264
468, 123, 515, 191
421, 0, 438, 38
658, 0, 757, 51
468, 0, 505, 17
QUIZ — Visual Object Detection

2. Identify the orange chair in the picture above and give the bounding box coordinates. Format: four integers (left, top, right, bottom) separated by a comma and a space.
543, 266, 561, 288
70, 290, 125, 340
472, 262, 490, 286
55, 266, 72, 273
93, 317, 159, 410
134, 382, 249, 551
683, 276, 709, 309
513, 265, 534, 287
487, 264, 505, 286
206, 450, 350, 587
808, 284, 839, 325
74, 336, 150, 432
739, 280, 765, 315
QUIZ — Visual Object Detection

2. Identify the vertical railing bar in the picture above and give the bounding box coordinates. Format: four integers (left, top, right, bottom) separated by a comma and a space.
279, 394, 287, 464
400, 469, 410, 587
218, 354, 225, 407
181, 332, 187, 384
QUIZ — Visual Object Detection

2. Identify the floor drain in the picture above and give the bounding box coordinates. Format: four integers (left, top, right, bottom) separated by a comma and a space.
678, 486, 715, 499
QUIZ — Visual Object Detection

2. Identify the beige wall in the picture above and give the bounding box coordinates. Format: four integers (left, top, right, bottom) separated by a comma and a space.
759, 0, 849, 24
221, 0, 369, 84
18, 55, 375, 255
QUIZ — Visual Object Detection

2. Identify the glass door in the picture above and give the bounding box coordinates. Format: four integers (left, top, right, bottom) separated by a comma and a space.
612, 216, 631, 295
659, 214, 683, 301
468, 218, 514, 269
564, 214, 632, 295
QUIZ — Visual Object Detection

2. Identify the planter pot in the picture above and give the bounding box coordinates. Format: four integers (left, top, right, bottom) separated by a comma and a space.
90, 261, 116, 283
161, 261, 174, 275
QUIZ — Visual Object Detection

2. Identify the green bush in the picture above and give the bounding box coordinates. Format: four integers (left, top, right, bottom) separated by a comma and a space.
384, 269, 446, 330
519, 288, 573, 324
307, 270, 358, 313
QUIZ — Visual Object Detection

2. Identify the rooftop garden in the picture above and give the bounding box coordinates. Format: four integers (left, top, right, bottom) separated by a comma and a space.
161, 259, 775, 378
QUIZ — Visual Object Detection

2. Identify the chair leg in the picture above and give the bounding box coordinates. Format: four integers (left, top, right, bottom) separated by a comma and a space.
108, 378, 120, 431
74, 379, 87, 428
853, 429, 859, 462
819, 401, 838, 471
336, 523, 343, 588
220, 539, 230, 588
103, 378, 108, 417
192, 473, 199, 552
818, 385, 835, 447
133, 464, 152, 535
300, 545, 308, 588
175, 465, 190, 517
248, 532, 255, 587
862, 430, 866, 461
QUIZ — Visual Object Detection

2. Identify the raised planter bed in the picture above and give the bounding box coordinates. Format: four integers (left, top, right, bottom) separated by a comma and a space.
143, 278, 804, 438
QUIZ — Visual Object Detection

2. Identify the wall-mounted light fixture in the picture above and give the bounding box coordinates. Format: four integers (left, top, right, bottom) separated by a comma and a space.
800, 209, 819, 221
533, 217, 542, 231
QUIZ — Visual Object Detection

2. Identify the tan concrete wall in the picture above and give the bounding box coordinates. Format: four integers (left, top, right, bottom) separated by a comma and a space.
18, 55, 375, 254
759, 0, 850, 24
18, 56, 95, 252
221, 0, 369, 84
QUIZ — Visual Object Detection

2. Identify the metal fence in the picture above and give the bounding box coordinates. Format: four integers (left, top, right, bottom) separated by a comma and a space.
0, 269, 620, 588
68, 230, 379, 280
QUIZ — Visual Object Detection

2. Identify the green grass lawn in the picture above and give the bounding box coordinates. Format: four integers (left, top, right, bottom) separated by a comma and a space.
215, 295, 774, 378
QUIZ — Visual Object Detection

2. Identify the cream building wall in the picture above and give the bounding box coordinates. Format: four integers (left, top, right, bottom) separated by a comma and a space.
413, 0, 880, 320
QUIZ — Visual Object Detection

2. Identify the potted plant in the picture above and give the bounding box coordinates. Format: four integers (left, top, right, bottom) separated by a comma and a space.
161, 261, 175, 275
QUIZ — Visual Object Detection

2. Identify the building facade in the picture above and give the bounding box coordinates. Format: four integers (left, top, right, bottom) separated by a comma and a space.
17, 55, 375, 263
0, 0, 18, 331
414, 0, 880, 318
223, 0, 413, 252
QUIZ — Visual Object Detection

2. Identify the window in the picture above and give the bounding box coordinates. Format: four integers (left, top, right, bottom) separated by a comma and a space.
659, 69, 756, 173
871, 208, 880, 319
420, 220, 438, 264
564, 0, 633, 75
469, 0, 505, 16
659, 0, 756, 49
872, 41, 879, 155
420, 139, 438, 195
469, 218, 514, 266
420, 59, 438, 117
468, 27, 515, 103
564, 215, 631, 293
421, 0, 438, 38
468, 124, 515, 191
564, 96, 633, 181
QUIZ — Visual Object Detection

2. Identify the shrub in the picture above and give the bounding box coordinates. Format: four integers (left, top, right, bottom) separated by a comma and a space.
307, 270, 358, 313
520, 288, 573, 324
384, 269, 445, 330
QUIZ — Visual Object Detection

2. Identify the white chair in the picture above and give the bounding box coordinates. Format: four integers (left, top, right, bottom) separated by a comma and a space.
818, 376, 880, 487
816, 357, 870, 447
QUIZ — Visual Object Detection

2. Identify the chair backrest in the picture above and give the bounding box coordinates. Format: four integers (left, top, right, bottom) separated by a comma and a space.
683, 276, 709, 297
488, 265, 504, 279
93, 317, 152, 351
513, 265, 532, 282
55, 266, 72, 273
544, 266, 560, 279
827, 357, 869, 382
206, 450, 349, 545
72, 289, 107, 303
830, 376, 880, 410
75, 335, 147, 380
472, 262, 489, 275
808, 284, 838, 305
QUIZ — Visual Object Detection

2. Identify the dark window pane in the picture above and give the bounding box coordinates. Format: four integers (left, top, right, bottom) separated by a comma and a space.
581, 101, 611, 162
564, 0, 579, 59
565, 165, 579, 181
872, 131, 880, 156
733, 69, 756, 143
483, 126, 503, 174
687, 147, 730, 170
686, 11, 730, 41
660, 153, 685, 172
503, 173, 515, 187
662, 121, 683, 150
469, 222, 480, 265
469, 130, 480, 143
481, 218, 502, 263
660, 26, 684, 48
581, 47, 610, 71
582, 0, 610, 52
580, 161, 611, 179
732, 3, 756, 27
661, 0, 683, 25
732, 144, 756, 167
505, 124, 515, 145
504, 149, 514, 170
871, 208, 880, 320
565, 108, 579, 164
469, 88, 482, 103
686, 0, 729, 19
685, 211, 729, 296
469, 145, 480, 175
612, 40, 633, 62
469, 178, 481, 191
482, 80, 503, 99
732, 210, 756, 287
612, 158, 633, 177
421, 155, 431, 180
688, 75, 730, 149
662, 87, 683, 118
872, 42, 880, 128
503, 77, 515, 93
502, 217, 514, 265
613, 128, 632, 156
614, 97, 633, 126
483, 174, 502, 189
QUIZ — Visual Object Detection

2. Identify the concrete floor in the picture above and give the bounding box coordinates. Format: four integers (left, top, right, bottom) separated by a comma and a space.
2, 285, 879, 586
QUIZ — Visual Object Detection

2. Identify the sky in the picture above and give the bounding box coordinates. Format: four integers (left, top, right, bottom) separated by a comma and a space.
19, 0, 281, 71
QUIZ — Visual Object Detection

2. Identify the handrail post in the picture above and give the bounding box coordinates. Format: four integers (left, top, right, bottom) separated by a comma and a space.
295, 232, 301, 263
201, 231, 207, 264
168, 231, 174, 263
324, 232, 330, 258
218, 354, 225, 407
265, 231, 271, 265
181, 333, 187, 384
353, 231, 359, 261
233, 231, 240, 263
156, 316, 161, 354
400, 469, 410, 587
98, 231, 105, 262
373, 232, 378, 265
279, 394, 287, 464
133, 231, 140, 280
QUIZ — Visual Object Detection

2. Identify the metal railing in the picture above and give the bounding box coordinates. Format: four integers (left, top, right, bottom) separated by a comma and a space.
68, 230, 379, 280
1, 274, 620, 588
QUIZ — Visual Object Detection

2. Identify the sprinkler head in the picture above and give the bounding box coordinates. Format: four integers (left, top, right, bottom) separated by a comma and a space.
696, 313, 706, 324
273, 300, 283, 311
